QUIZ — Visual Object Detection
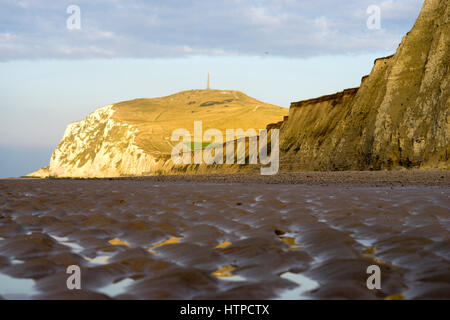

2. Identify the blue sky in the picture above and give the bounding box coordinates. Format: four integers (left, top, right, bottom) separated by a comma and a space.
0, 0, 424, 177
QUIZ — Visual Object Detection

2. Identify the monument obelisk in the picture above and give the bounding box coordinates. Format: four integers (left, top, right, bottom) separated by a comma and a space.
206, 73, 210, 90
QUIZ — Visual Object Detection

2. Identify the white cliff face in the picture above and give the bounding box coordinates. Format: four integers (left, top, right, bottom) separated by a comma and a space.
33, 105, 163, 178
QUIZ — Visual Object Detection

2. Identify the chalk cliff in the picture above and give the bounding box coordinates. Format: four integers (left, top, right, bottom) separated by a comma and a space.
31, 105, 165, 177
29, 90, 287, 177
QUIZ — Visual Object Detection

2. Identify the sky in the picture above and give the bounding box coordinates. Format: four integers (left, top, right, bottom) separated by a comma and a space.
0, 0, 424, 177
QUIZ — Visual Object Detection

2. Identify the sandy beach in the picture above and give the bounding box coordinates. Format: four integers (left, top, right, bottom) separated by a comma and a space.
102, 170, 450, 186
0, 172, 449, 299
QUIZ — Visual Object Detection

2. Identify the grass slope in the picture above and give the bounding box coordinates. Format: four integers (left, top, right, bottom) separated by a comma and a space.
112, 89, 288, 155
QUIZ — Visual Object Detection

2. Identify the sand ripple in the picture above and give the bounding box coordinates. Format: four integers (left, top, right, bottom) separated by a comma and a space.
0, 179, 448, 299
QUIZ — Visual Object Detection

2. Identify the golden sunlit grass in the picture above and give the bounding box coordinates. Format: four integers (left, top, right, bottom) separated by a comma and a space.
108, 238, 131, 247
112, 89, 288, 155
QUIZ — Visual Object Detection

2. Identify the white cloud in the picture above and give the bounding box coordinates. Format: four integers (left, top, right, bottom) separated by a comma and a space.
0, 0, 425, 61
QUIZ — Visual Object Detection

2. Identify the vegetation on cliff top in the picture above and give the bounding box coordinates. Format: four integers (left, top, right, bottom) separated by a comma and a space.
112, 89, 288, 155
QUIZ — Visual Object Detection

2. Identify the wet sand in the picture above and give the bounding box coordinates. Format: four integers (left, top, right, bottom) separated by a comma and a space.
0, 174, 449, 299
21, 170, 450, 186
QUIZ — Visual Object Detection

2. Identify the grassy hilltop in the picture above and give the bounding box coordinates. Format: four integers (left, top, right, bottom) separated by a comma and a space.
112, 89, 288, 155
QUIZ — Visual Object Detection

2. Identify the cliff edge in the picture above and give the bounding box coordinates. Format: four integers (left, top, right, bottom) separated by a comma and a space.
279, 0, 449, 170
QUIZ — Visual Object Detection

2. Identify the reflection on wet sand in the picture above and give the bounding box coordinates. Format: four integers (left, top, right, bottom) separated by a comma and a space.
83, 255, 110, 265
148, 237, 183, 255
384, 293, 405, 300
98, 278, 135, 297
0, 272, 37, 300
0, 179, 448, 300
109, 238, 131, 247
214, 241, 232, 249
212, 265, 246, 282
278, 233, 303, 251
212, 265, 236, 278
279, 272, 319, 300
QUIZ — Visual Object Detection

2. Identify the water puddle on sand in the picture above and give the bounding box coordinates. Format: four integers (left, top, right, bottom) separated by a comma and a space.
0, 273, 37, 299
50, 235, 84, 253
254, 195, 263, 202
83, 255, 110, 265
250, 195, 264, 207
51, 235, 111, 264
355, 238, 376, 247
97, 278, 134, 297
108, 238, 131, 247
384, 293, 405, 300
278, 233, 302, 251
16, 192, 34, 198
362, 247, 377, 255
280, 237, 302, 251
148, 237, 182, 255
211, 265, 246, 282
367, 256, 398, 269
276, 196, 291, 204
357, 241, 398, 268
214, 241, 231, 249
220, 275, 246, 282
278, 272, 319, 300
